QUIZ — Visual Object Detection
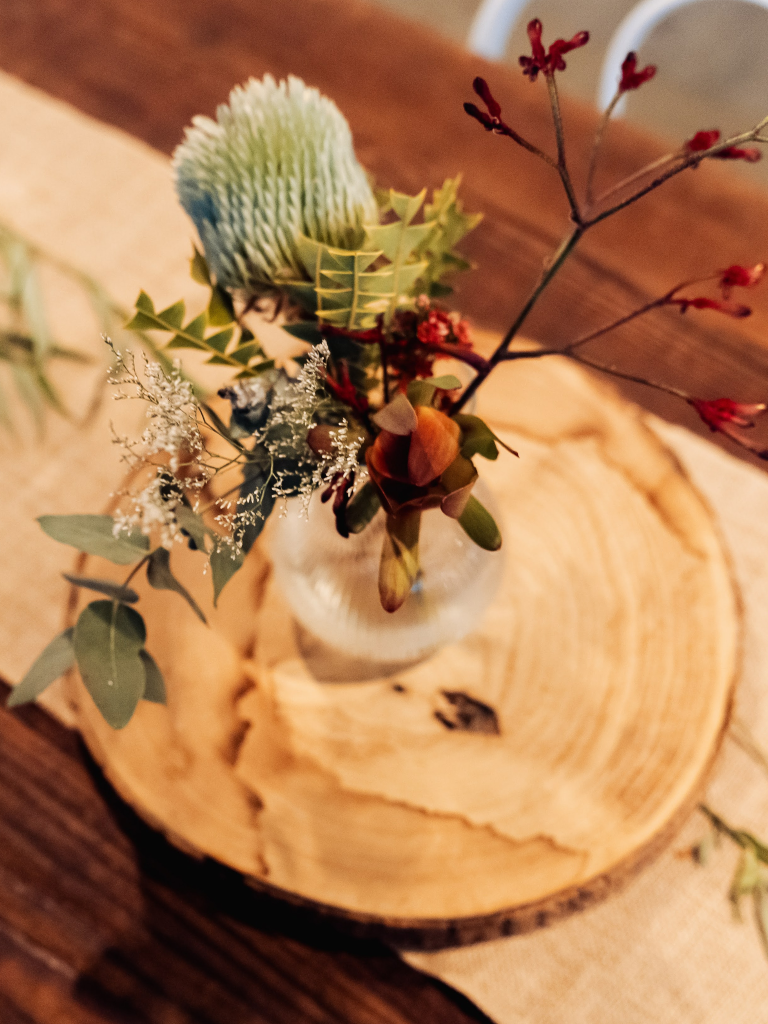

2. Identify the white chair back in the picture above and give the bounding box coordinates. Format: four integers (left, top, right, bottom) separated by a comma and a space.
468, 0, 768, 113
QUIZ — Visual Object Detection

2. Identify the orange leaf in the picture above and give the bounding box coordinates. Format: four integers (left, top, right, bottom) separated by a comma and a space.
407, 407, 460, 487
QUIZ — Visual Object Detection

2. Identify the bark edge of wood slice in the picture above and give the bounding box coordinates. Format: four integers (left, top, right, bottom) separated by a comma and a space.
62, 344, 739, 950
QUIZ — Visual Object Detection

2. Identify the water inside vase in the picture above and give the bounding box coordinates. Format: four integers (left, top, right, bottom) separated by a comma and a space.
269, 480, 505, 666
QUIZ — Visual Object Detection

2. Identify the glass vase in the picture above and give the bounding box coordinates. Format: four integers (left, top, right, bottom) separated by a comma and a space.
269, 481, 505, 668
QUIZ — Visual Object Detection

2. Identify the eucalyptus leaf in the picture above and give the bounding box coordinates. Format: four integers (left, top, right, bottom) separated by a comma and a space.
345, 482, 381, 534
146, 547, 207, 624
7, 627, 75, 708
209, 544, 244, 606
63, 573, 139, 604
73, 601, 147, 729
239, 461, 276, 555
175, 506, 211, 553
139, 650, 167, 705
38, 514, 149, 564
458, 495, 502, 551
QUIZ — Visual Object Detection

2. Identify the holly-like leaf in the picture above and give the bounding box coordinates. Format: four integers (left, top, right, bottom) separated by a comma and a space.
73, 601, 147, 729
209, 544, 244, 606
38, 514, 149, 564
139, 650, 166, 705
146, 547, 207, 624
63, 573, 139, 603
7, 627, 75, 707
458, 495, 502, 551
415, 176, 483, 296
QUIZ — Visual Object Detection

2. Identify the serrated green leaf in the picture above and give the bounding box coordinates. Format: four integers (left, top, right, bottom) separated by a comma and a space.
190, 246, 211, 285
73, 601, 147, 729
125, 310, 165, 333
205, 326, 235, 354
7, 628, 75, 708
140, 650, 166, 704
38, 514, 149, 564
207, 285, 235, 326
166, 333, 207, 351
135, 291, 155, 314
209, 544, 244, 606
458, 495, 502, 551
345, 482, 381, 534
157, 300, 186, 330
146, 547, 207, 624
388, 188, 427, 225
63, 573, 139, 603
183, 312, 207, 340
229, 341, 265, 366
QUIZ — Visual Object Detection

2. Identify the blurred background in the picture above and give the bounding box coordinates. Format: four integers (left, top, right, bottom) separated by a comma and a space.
368, 0, 768, 184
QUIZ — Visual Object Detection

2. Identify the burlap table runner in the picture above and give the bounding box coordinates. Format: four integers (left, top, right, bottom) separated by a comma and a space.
1, 70, 767, 1022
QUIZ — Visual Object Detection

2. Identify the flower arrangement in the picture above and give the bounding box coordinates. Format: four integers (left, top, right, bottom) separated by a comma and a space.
8, 22, 768, 739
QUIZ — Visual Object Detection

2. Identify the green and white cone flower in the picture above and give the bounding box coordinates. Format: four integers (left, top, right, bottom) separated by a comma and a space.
173, 75, 378, 296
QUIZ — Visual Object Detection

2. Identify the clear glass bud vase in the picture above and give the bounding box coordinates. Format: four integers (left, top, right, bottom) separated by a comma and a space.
269, 482, 505, 666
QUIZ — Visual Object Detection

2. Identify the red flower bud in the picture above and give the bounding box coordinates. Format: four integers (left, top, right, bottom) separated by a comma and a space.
714, 146, 762, 163
519, 19, 589, 81
685, 129, 721, 152
719, 263, 765, 297
684, 130, 762, 163
473, 77, 501, 118
668, 295, 751, 318
619, 52, 656, 92
689, 398, 767, 432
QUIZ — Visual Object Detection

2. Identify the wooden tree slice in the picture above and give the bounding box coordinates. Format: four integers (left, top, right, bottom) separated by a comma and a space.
63, 350, 739, 949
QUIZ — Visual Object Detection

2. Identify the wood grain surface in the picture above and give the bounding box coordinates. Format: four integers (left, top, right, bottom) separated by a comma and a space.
1, 0, 768, 1019
68, 352, 738, 948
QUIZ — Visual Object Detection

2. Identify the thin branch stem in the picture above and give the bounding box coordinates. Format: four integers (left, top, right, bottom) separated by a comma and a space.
565, 350, 691, 400
380, 339, 390, 404
497, 124, 560, 171
585, 90, 621, 206
122, 552, 152, 587
586, 116, 768, 228
545, 74, 581, 222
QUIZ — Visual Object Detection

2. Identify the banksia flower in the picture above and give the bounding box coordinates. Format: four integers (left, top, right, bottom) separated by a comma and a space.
173, 75, 378, 296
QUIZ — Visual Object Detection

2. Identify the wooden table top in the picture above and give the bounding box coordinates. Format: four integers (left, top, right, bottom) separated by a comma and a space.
2, 0, 768, 1020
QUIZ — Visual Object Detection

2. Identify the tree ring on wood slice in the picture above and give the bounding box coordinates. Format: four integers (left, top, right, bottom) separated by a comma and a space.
63, 347, 739, 949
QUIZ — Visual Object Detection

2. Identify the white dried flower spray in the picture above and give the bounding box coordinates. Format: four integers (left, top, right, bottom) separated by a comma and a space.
108, 344, 206, 547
